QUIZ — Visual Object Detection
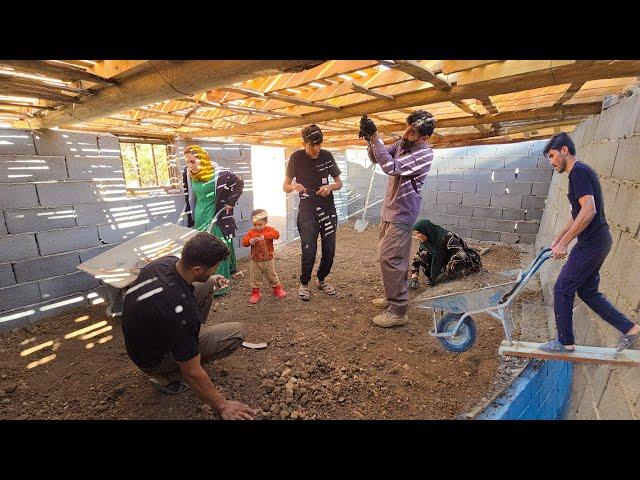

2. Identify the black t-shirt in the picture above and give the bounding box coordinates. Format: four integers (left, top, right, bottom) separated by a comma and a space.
122, 256, 200, 370
286, 149, 341, 212
567, 161, 608, 243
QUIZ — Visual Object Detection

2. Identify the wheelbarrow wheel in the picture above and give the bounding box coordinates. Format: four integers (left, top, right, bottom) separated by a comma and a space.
436, 313, 477, 353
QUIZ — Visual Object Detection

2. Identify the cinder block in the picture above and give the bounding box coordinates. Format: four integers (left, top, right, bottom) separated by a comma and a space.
569, 124, 587, 150
609, 234, 640, 310
524, 209, 545, 221
74, 202, 125, 227
586, 141, 619, 178
97, 223, 147, 244
519, 233, 537, 245
37, 226, 100, 256
0, 184, 39, 209
79, 244, 117, 263
447, 156, 475, 169
516, 221, 541, 235
0, 233, 39, 263
599, 178, 620, 219
504, 156, 540, 169
431, 179, 451, 191
0, 129, 36, 155
467, 145, 497, 156
33, 130, 98, 157
0, 263, 15, 287
448, 180, 477, 194
436, 191, 462, 205
433, 146, 468, 157
506, 182, 533, 195
462, 193, 491, 207
97, 135, 120, 152
501, 209, 526, 221
446, 204, 474, 217
594, 93, 640, 142
0, 281, 41, 312
421, 202, 448, 214
447, 226, 472, 238
458, 217, 486, 229
430, 214, 459, 226
473, 206, 503, 220
474, 156, 505, 169
582, 115, 600, 146
500, 232, 521, 244
521, 196, 547, 210
0, 210, 6, 236
39, 271, 100, 301
36, 181, 101, 206
486, 219, 518, 233
424, 190, 437, 202
436, 169, 464, 181
597, 373, 634, 420
25, 292, 90, 325
603, 227, 622, 273
13, 251, 81, 283
531, 182, 551, 196
0, 156, 67, 183
66, 156, 124, 180
612, 136, 640, 182
476, 182, 507, 195
4, 206, 77, 234
497, 142, 531, 156
462, 170, 492, 182
516, 169, 553, 182
490, 195, 523, 209
472, 229, 501, 242
609, 183, 640, 236
430, 155, 449, 169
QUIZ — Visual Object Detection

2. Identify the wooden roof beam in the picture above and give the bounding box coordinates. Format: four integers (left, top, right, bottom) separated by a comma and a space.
0, 100, 57, 111
263, 91, 340, 111
0, 86, 78, 104
0, 60, 115, 86
0, 75, 91, 96
390, 60, 451, 90
350, 81, 394, 100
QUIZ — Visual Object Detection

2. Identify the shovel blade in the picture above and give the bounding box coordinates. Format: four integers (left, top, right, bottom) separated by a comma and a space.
354, 219, 369, 232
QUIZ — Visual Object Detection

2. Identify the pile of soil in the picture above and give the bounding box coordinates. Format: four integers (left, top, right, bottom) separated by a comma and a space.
0, 221, 531, 420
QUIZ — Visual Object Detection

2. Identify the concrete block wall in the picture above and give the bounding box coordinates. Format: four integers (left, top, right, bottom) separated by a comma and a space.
173, 139, 253, 259
535, 91, 640, 419
345, 139, 554, 244
0, 129, 184, 332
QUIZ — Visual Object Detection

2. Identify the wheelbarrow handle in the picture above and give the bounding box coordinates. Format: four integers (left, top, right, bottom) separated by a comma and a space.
500, 247, 552, 304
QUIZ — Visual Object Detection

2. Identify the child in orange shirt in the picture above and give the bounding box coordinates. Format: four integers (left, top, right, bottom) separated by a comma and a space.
241, 209, 287, 304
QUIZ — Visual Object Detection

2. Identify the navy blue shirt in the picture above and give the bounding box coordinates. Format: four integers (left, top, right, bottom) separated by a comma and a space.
567, 162, 608, 244
122, 256, 200, 370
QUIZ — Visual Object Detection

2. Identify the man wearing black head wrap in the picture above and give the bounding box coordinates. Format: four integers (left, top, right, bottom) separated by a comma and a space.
283, 124, 343, 301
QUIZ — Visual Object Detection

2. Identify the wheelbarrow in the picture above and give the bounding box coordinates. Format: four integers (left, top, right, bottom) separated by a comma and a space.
410, 247, 552, 353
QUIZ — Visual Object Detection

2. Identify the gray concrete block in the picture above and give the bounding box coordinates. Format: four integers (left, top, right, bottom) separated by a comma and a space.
447, 226, 472, 238
39, 271, 100, 301
0, 183, 39, 209
97, 223, 147, 244
421, 202, 448, 214
33, 130, 98, 157
516, 169, 553, 182
66, 156, 124, 180
530, 140, 549, 156
609, 183, 640, 236
462, 170, 492, 182
531, 182, 551, 196
500, 232, 521, 244
595, 93, 640, 142
13, 251, 81, 283
79, 244, 118, 263
597, 374, 634, 420
537, 157, 553, 169
423, 190, 437, 202
0, 263, 15, 287
446, 156, 475, 169
612, 136, 640, 182
609, 234, 640, 310
0, 155, 67, 183
446, 204, 474, 217
431, 179, 451, 191
486, 219, 518, 233
436, 191, 462, 204
25, 292, 91, 325
4, 206, 77, 234
448, 180, 477, 194
458, 217, 486, 229
492, 170, 516, 182
497, 142, 532, 156
0, 210, 6, 236
516, 221, 541, 234
0, 306, 32, 331
476, 182, 507, 195
600, 178, 620, 219
569, 124, 587, 149
473, 206, 503, 220
506, 182, 533, 195
430, 214, 459, 226
74, 202, 125, 226
97, 135, 120, 151
504, 156, 540, 169
436, 169, 464, 181
501, 208, 526, 221
37, 226, 100, 256
0, 129, 36, 155
433, 146, 468, 157
517, 234, 536, 244
474, 156, 506, 169
467, 145, 497, 156
472, 229, 501, 242
521, 196, 547, 210
490, 195, 523, 209
581, 115, 600, 146
0, 233, 39, 263
0, 282, 41, 312
462, 193, 490, 207
36, 181, 101, 206
524, 209, 545, 221
584, 141, 618, 178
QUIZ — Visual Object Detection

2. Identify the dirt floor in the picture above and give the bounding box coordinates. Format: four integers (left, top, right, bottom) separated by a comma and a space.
0, 221, 541, 420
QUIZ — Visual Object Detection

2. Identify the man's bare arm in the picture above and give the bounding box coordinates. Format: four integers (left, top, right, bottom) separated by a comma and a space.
283, 176, 306, 194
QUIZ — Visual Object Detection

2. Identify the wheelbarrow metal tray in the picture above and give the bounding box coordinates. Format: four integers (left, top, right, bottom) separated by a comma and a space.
77, 224, 198, 289
410, 281, 518, 313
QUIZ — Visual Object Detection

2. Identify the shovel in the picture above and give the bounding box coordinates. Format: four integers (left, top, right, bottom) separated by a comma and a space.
355, 163, 377, 232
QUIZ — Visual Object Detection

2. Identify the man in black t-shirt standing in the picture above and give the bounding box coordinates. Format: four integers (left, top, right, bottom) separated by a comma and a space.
541, 133, 639, 354
122, 232, 257, 420
283, 124, 343, 301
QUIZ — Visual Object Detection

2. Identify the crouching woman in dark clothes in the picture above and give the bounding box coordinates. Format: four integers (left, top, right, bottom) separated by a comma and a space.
407, 219, 482, 289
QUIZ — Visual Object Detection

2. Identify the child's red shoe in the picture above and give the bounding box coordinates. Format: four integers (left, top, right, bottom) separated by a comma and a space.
273, 285, 287, 299
249, 288, 261, 304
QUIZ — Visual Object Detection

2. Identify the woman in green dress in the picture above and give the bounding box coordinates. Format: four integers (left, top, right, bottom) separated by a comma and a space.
182, 145, 244, 296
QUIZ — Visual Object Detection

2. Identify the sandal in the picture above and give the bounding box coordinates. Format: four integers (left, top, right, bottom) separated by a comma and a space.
149, 378, 189, 395
616, 331, 640, 352
317, 281, 337, 296
298, 284, 311, 301
539, 339, 575, 353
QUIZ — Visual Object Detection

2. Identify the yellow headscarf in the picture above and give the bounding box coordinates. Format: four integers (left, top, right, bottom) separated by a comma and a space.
185, 145, 215, 183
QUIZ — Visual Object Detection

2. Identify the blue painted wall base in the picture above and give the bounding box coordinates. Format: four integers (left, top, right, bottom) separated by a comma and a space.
475, 360, 573, 420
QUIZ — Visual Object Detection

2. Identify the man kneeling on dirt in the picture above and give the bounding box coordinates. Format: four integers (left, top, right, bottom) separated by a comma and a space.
121, 232, 258, 420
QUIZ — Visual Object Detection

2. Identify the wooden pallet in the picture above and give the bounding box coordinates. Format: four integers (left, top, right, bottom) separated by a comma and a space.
499, 341, 640, 367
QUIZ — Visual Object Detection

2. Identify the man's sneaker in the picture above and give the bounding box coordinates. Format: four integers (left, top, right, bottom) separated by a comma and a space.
616, 330, 640, 352
372, 298, 389, 309
373, 310, 408, 328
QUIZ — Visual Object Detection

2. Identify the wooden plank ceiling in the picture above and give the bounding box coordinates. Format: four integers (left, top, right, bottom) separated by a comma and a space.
3, 60, 640, 149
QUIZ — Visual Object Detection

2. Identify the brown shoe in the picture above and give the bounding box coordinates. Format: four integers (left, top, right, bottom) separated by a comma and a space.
372, 298, 389, 309
373, 310, 408, 328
